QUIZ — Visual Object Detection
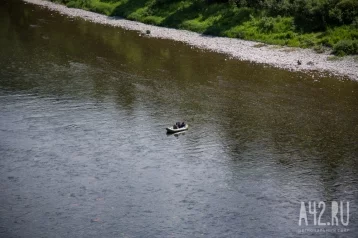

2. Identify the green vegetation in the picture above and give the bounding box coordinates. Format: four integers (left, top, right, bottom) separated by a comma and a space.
50, 0, 358, 55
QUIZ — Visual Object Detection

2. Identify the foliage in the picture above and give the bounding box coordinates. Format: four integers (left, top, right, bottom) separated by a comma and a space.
333, 40, 358, 56
66, 0, 91, 9
313, 44, 325, 53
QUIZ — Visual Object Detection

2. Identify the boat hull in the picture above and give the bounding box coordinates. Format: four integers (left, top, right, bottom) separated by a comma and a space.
166, 124, 188, 133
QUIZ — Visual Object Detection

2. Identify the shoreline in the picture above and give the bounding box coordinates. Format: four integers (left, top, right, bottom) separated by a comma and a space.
24, 0, 358, 81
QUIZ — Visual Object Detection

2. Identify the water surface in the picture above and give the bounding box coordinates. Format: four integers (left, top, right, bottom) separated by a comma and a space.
0, 1, 357, 237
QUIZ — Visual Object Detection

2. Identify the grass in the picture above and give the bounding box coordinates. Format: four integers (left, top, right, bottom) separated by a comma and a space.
54, 0, 358, 55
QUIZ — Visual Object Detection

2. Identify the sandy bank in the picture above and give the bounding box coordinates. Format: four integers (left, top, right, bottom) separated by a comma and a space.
24, 0, 358, 81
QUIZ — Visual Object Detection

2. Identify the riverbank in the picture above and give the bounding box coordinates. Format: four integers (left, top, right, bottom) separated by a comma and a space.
24, 0, 358, 81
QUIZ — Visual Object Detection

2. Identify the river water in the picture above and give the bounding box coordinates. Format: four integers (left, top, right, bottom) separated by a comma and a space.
0, 1, 357, 237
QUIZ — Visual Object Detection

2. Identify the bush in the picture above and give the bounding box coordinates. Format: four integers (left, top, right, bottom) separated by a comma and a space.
319, 38, 333, 47
352, 17, 358, 29
235, 31, 246, 39
257, 17, 275, 33
314, 44, 325, 53
66, 0, 91, 9
293, 0, 328, 32
335, 0, 358, 24
333, 40, 358, 55
88, 1, 114, 15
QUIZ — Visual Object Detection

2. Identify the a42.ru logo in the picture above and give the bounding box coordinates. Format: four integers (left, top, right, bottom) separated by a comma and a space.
298, 201, 349, 226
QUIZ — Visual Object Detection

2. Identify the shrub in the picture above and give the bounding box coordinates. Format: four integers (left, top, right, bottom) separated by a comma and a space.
352, 17, 358, 29
257, 17, 275, 33
319, 38, 333, 47
335, 0, 358, 24
314, 44, 325, 53
235, 31, 246, 39
328, 7, 343, 24
293, 0, 328, 32
88, 1, 114, 15
333, 40, 358, 55
67, 0, 91, 9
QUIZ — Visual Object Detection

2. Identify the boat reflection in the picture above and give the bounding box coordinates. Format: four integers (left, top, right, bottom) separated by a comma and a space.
166, 131, 186, 137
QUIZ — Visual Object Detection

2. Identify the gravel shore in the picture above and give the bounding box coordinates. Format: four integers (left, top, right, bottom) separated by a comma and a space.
24, 0, 358, 81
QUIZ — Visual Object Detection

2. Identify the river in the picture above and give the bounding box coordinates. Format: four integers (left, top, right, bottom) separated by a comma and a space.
0, 1, 357, 237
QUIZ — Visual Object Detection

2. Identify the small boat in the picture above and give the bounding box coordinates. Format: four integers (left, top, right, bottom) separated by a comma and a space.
166, 124, 189, 133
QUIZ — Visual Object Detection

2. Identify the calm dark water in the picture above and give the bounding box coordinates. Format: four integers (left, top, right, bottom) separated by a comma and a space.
0, 1, 357, 237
